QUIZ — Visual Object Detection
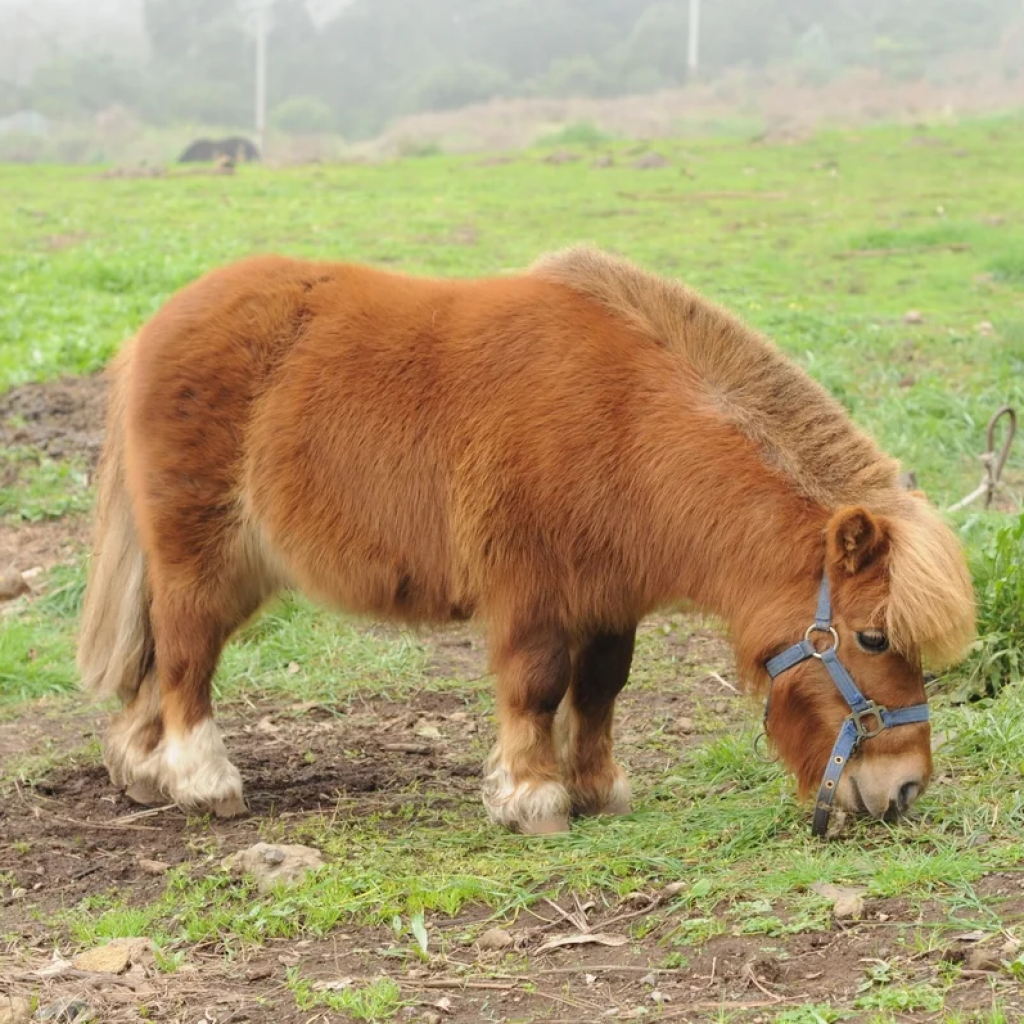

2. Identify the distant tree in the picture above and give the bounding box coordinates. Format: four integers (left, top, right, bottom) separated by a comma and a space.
30, 53, 144, 117
271, 94, 335, 133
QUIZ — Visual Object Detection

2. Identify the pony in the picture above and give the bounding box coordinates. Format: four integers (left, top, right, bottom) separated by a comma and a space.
77, 246, 976, 835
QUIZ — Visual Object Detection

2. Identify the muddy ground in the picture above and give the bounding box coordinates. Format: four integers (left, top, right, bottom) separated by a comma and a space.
2, 376, 1022, 1023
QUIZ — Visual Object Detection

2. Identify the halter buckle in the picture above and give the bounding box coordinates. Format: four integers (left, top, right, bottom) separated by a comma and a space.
848, 701, 888, 740
804, 624, 839, 657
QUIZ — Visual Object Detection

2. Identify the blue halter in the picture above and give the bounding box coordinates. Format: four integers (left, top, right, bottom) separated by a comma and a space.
763, 574, 931, 837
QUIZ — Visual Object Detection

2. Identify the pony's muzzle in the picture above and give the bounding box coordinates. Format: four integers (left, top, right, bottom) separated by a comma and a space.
840, 753, 930, 820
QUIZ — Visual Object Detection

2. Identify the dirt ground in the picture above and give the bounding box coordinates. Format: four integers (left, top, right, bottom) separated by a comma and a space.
2, 377, 1023, 1023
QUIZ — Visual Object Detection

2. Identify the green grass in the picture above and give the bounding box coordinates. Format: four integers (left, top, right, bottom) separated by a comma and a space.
2, 114, 1024, 1022
0, 447, 92, 522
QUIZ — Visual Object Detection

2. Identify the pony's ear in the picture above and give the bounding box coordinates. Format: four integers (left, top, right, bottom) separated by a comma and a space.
827, 506, 891, 576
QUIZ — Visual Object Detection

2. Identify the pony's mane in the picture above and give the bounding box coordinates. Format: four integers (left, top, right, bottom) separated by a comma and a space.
529, 245, 976, 667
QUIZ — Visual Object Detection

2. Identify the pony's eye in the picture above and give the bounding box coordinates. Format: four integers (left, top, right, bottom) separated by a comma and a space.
855, 630, 889, 654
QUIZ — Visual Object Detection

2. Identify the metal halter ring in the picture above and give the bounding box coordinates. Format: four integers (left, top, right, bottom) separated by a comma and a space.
804, 624, 840, 657
849, 702, 888, 740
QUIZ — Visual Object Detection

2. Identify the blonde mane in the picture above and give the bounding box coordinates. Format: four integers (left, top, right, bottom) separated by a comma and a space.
530, 245, 976, 667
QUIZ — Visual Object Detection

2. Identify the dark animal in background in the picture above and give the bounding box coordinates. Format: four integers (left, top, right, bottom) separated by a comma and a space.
178, 136, 260, 164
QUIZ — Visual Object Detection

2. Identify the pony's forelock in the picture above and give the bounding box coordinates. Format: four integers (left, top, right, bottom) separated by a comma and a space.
884, 497, 976, 670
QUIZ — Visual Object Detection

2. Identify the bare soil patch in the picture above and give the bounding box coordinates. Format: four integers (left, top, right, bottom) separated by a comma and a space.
0, 372, 109, 470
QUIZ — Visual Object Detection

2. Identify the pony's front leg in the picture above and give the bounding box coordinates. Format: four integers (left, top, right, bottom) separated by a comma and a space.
555, 628, 635, 817
482, 625, 573, 834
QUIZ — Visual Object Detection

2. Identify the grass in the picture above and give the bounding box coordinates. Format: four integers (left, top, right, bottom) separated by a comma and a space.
1, 114, 1024, 1021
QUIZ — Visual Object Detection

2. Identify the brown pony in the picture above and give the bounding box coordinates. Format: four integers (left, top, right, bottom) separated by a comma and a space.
77, 246, 976, 834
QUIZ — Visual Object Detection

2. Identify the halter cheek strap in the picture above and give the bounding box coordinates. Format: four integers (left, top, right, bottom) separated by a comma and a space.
763, 574, 930, 837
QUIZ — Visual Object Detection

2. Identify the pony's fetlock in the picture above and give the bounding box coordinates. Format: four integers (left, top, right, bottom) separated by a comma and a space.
569, 764, 632, 818
163, 719, 247, 818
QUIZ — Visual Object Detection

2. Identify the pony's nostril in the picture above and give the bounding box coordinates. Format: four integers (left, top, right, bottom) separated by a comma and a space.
898, 781, 921, 813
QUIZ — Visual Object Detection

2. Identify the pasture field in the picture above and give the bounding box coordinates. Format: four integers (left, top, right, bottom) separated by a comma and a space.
2, 116, 1024, 1023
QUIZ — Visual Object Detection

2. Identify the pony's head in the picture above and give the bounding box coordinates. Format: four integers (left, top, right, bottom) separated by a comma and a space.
744, 497, 975, 824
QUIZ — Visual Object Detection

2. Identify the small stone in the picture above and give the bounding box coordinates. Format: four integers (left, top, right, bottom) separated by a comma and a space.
0, 569, 30, 603
671, 717, 696, 735
833, 894, 865, 920
312, 978, 354, 992
811, 882, 866, 921
632, 152, 670, 169
138, 858, 170, 875
0, 995, 32, 1024
72, 941, 132, 974
965, 946, 1001, 972
477, 927, 514, 951
903, 310, 924, 324
287, 661, 300, 675
33, 1002, 92, 1023
246, 966, 273, 981
223, 842, 325, 893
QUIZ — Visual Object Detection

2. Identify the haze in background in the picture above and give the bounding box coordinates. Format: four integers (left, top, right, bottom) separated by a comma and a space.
1, 0, 1022, 161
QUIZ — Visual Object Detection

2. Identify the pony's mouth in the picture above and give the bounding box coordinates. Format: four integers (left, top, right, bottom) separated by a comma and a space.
848, 775, 868, 816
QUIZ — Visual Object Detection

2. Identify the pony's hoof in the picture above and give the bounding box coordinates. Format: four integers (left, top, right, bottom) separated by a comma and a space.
209, 791, 249, 819
481, 763, 572, 835
125, 780, 165, 806
521, 815, 571, 835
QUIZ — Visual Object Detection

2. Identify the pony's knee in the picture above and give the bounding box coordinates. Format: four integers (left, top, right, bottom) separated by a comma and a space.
481, 751, 571, 834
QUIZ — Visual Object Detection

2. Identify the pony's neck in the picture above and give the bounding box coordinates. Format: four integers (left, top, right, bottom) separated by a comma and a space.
646, 404, 831, 659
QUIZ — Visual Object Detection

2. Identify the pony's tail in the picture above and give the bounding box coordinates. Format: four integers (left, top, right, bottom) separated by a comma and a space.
77, 341, 154, 703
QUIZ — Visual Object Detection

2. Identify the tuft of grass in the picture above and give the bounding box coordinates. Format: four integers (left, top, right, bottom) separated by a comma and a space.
288, 970, 404, 1021
537, 120, 613, 148
956, 512, 1024, 695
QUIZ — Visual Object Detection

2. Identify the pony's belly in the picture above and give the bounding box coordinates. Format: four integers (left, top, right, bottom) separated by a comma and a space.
285, 556, 473, 626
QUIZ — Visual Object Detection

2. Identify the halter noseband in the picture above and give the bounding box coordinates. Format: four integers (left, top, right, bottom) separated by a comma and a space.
762, 574, 930, 837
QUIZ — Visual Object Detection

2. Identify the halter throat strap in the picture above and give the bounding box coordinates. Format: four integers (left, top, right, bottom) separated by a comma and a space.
763, 574, 930, 837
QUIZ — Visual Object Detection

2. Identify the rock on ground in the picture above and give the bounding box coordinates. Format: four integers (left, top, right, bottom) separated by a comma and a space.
222, 842, 325, 893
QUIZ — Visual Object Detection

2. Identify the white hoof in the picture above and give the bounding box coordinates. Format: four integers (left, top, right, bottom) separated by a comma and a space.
481, 754, 571, 834
164, 719, 248, 818
105, 714, 247, 818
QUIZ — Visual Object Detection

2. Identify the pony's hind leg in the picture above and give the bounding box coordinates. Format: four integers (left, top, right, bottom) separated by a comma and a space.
150, 592, 246, 817
104, 664, 166, 806
482, 624, 573, 834
555, 627, 636, 817
115, 534, 276, 818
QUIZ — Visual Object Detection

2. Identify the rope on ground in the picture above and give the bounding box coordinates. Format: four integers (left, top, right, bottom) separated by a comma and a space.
946, 405, 1017, 512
